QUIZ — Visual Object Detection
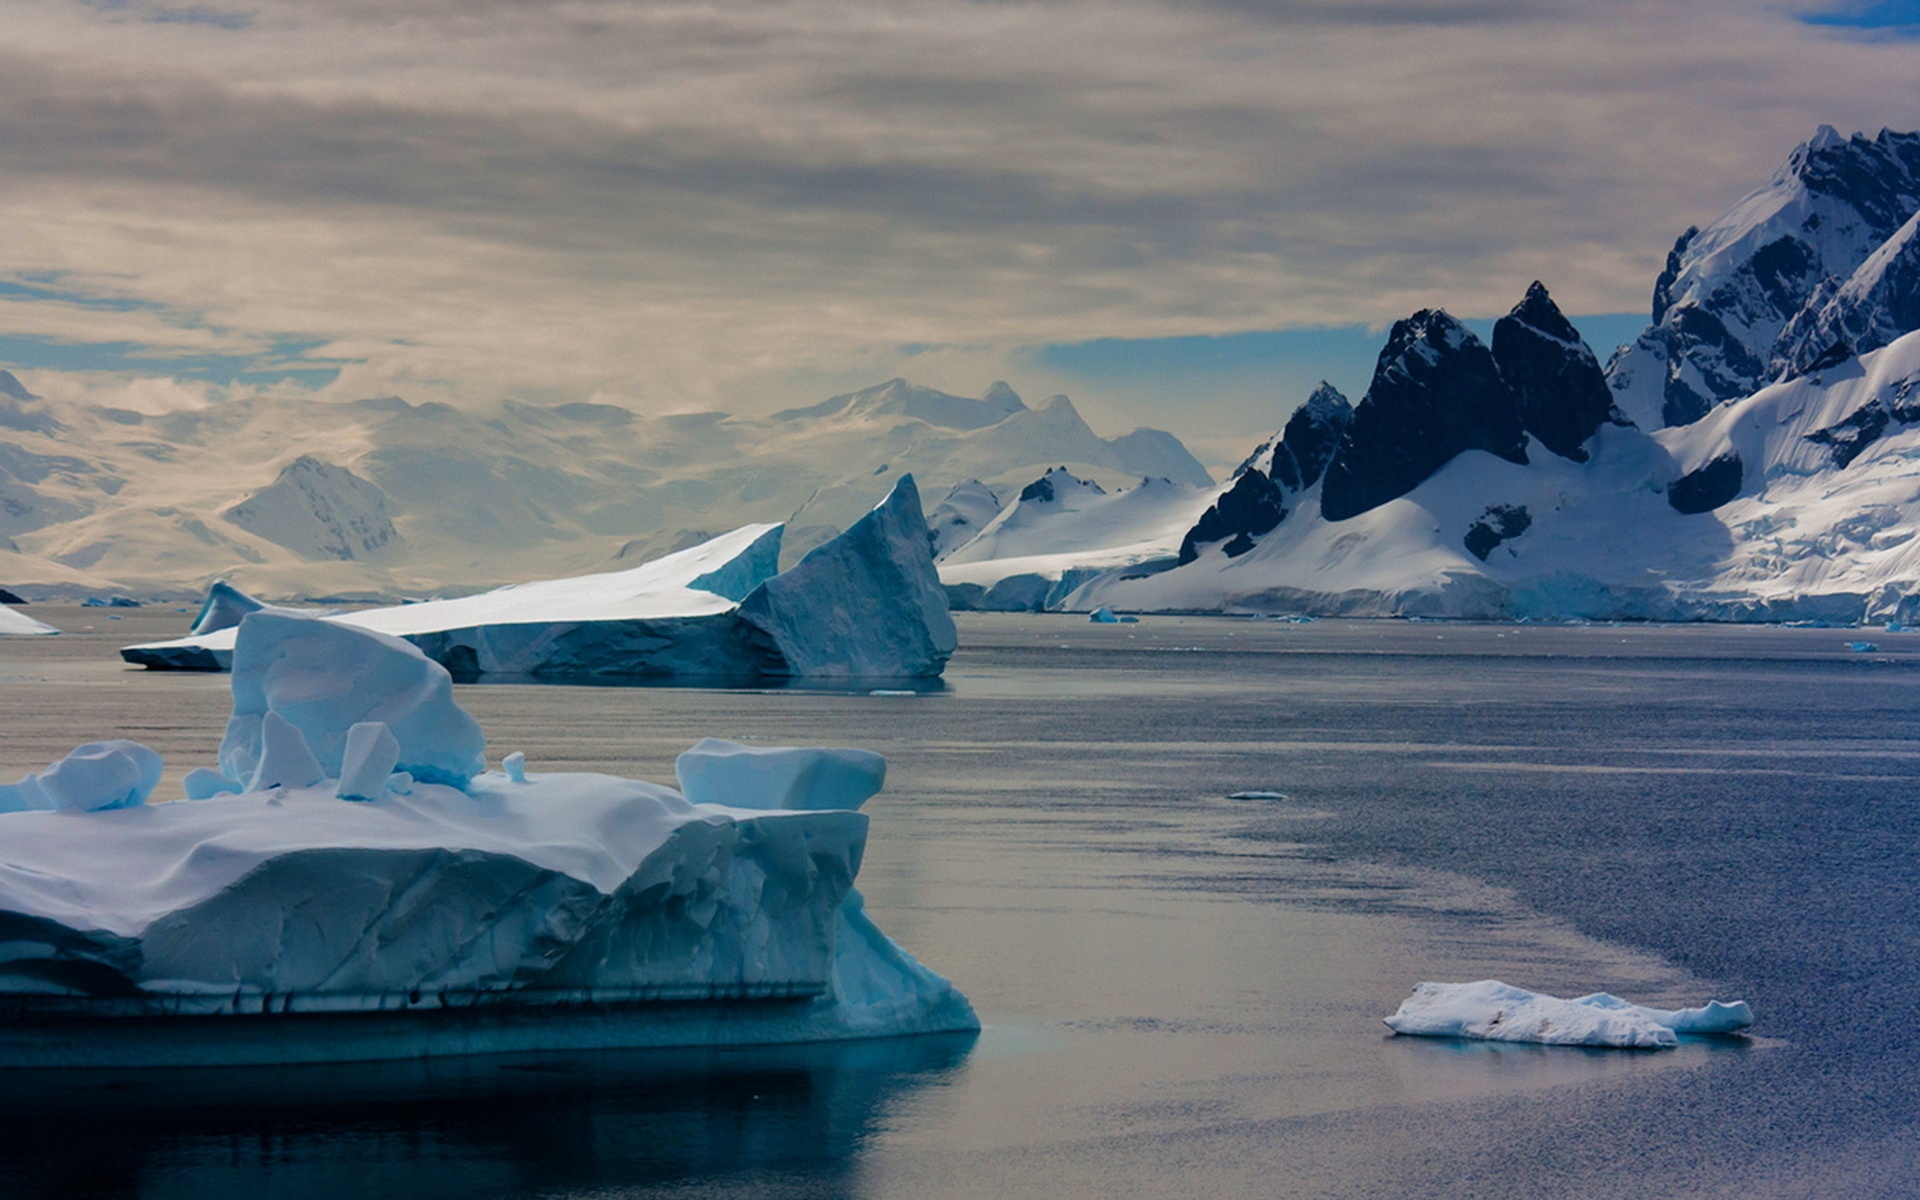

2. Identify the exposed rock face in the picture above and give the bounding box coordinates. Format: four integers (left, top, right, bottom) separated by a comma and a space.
223, 455, 402, 562
1463, 505, 1532, 561
1492, 282, 1625, 461
1320, 310, 1528, 522
1180, 383, 1349, 563
1804, 375, 1920, 468
1176, 468, 1284, 564
1667, 452, 1744, 514
1267, 383, 1353, 491
1607, 127, 1920, 428
1777, 210, 1920, 378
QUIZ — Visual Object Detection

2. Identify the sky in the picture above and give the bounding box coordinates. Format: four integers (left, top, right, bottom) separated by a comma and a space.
1, 0, 1918, 467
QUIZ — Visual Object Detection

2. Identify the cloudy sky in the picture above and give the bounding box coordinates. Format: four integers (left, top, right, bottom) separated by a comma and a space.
2, 0, 1918, 459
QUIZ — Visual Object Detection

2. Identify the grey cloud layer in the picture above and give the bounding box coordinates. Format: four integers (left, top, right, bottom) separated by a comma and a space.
0, 0, 1915, 414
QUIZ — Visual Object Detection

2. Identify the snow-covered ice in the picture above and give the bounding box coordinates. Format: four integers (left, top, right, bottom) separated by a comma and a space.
0, 604, 58, 636
123, 476, 955, 680
1384, 980, 1753, 1048
0, 610, 976, 1066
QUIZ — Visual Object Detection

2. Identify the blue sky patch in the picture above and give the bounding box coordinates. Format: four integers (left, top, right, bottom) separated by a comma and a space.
1802, 1, 1920, 30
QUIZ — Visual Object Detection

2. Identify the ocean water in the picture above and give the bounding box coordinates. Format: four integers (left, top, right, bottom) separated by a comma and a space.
0, 609, 1915, 1199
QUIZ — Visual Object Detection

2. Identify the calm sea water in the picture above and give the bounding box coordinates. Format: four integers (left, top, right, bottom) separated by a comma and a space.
0, 609, 1916, 1199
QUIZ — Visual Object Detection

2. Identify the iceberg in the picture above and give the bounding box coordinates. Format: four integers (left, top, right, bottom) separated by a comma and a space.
0, 603, 57, 636
0, 610, 976, 1067
122, 476, 955, 680
1384, 980, 1753, 1049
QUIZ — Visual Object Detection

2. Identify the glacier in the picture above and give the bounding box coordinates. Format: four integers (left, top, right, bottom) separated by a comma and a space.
1384, 980, 1753, 1049
123, 475, 955, 680
0, 610, 976, 1067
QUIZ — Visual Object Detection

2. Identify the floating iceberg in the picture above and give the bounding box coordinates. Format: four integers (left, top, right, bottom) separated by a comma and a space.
1384, 980, 1753, 1049
0, 610, 975, 1067
0, 604, 57, 636
121, 476, 955, 680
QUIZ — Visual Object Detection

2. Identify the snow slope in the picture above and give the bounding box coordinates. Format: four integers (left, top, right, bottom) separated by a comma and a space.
937, 469, 1213, 611
0, 611, 976, 1066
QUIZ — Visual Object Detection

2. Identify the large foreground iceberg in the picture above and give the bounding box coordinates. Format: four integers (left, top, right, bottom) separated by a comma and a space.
122, 475, 955, 680
1384, 980, 1753, 1049
0, 611, 975, 1067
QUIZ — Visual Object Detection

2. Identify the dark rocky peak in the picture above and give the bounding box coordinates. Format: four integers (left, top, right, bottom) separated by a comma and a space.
1268, 382, 1352, 491
1016, 465, 1105, 505
1319, 310, 1527, 522
1177, 467, 1285, 565
1491, 281, 1626, 462
1608, 128, 1920, 429
1776, 209, 1920, 379
1784, 126, 1920, 236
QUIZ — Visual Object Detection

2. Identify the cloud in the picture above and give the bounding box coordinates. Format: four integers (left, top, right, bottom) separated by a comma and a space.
0, 0, 1913, 437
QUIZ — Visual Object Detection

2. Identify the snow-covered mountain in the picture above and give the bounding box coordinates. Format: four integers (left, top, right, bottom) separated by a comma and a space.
1607, 126, 1920, 429
937, 467, 1213, 610
938, 128, 1920, 624
1073, 325, 1920, 623
0, 375, 1209, 600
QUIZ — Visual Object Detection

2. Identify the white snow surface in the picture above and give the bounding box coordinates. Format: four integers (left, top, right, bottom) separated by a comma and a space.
1384, 980, 1753, 1049
0, 611, 976, 1065
938, 470, 1212, 603
1060, 331, 1920, 624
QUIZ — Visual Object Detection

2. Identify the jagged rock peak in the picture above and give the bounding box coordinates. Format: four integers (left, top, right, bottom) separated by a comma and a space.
1319, 309, 1526, 523
223, 456, 402, 563
1268, 382, 1352, 492
1178, 468, 1285, 565
1606, 127, 1920, 430
1016, 465, 1105, 504
1492, 281, 1625, 463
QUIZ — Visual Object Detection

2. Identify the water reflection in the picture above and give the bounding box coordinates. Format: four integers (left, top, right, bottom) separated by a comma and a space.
0, 1033, 977, 1200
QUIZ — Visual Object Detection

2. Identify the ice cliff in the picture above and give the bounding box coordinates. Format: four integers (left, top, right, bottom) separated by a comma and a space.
124, 475, 955, 679
0, 611, 976, 1066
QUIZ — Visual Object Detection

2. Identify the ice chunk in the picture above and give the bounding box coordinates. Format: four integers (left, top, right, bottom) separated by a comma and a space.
1847, 641, 1880, 652
0, 740, 163, 813
676, 738, 886, 811
337, 722, 401, 801
248, 712, 327, 793
737, 475, 956, 677
0, 604, 58, 636
1227, 790, 1288, 800
503, 751, 527, 783
189, 579, 270, 636
219, 612, 486, 789
182, 767, 241, 800
1087, 606, 1137, 623
1384, 980, 1753, 1048
0, 616, 974, 1065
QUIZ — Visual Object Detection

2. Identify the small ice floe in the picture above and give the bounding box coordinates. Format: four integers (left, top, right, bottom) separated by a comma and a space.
869, 689, 917, 697
1088, 606, 1138, 624
1384, 980, 1753, 1049
1227, 790, 1288, 800
1847, 641, 1880, 653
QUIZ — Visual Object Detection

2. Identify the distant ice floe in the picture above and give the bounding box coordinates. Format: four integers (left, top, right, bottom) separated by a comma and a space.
0, 610, 976, 1067
1384, 980, 1753, 1049
122, 476, 954, 680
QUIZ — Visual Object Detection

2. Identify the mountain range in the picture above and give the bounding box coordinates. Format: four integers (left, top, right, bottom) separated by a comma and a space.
937, 127, 1920, 624
0, 375, 1208, 600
